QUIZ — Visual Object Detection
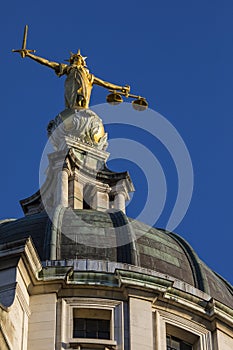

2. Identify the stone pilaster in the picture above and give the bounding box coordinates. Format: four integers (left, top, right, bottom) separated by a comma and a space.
56, 169, 69, 207
88, 184, 111, 211
129, 297, 154, 350
68, 175, 84, 209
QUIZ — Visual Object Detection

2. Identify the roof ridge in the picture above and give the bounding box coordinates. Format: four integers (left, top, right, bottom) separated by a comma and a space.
165, 231, 209, 293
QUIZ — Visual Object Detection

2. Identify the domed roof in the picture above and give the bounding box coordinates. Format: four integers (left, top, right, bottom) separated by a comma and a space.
0, 208, 232, 309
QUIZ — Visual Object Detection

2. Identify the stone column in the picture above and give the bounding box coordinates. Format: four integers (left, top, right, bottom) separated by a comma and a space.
114, 191, 127, 213
56, 169, 69, 207
112, 181, 130, 213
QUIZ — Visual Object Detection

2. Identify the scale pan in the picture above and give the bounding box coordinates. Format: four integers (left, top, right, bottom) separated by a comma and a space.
106, 93, 123, 105
132, 98, 148, 111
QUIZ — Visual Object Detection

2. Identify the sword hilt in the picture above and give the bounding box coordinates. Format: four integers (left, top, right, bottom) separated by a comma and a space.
12, 25, 36, 58
12, 49, 36, 58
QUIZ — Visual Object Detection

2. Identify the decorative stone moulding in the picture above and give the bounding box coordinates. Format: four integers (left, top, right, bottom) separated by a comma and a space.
47, 108, 108, 151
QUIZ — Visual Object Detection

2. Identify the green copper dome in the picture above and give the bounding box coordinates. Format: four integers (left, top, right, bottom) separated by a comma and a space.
0, 208, 232, 309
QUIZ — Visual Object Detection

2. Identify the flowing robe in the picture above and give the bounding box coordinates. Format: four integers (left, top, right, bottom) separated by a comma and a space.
56, 64, 94, 108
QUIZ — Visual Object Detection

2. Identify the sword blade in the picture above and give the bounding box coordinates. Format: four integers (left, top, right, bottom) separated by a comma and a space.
22, 25, 28, 50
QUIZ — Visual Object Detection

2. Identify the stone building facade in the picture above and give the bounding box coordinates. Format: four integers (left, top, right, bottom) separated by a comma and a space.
0, 108, 233, 350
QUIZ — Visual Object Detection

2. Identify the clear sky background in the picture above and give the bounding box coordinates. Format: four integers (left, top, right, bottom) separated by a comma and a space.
0, 1, 233, 284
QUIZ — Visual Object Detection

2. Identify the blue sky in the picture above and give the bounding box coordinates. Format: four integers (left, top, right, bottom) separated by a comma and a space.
0, 1, 233, 284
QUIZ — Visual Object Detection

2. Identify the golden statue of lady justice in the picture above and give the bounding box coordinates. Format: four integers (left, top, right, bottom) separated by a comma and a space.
13, 25, 148, 111
12, 26, 132, 109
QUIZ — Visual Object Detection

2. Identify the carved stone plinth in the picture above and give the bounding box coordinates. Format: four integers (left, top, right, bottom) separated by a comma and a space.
21, 108, 134, 215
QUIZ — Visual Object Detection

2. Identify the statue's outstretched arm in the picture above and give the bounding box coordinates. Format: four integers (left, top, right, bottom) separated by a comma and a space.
93, 76, 130, 94
21, 50, 60, 71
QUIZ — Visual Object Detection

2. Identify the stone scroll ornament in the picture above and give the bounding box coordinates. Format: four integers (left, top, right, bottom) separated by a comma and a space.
47, 109, 108, 151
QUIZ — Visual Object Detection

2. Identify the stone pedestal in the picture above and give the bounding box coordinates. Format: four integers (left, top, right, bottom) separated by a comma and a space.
20, 108, 135, 215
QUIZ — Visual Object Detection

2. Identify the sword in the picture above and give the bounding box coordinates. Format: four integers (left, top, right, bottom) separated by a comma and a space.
12, 25, 36, 58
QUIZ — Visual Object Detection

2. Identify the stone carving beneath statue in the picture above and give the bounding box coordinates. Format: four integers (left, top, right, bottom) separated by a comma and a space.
47, 108, 108, 151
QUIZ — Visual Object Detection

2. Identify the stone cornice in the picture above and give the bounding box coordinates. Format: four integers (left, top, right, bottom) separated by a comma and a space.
30, 259, 233, 328
1, 241, 233, 329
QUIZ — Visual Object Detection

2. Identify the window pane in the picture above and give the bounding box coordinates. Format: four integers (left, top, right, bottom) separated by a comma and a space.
171, 338, 180, 349
86, 331, 97, 338
75, 318, 85, 330
74, 330, 85, 338
86, 319, 98, 332
97, 319, 110, 339
98, 331, 110, 339
99, 320, 109, 329
73, 318, 85, 338
181, 343, 192, 350
73, 318, 110, 339
167, 335, 192, 350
